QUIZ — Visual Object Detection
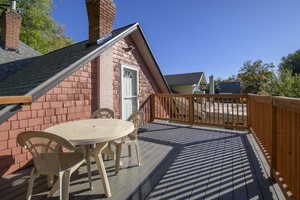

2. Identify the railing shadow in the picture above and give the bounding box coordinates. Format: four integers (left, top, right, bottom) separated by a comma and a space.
137, 123, 276, 200
0, 123, 278, 200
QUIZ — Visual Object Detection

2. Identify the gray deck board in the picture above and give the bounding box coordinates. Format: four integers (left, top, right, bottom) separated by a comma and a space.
0, 122, 284, 200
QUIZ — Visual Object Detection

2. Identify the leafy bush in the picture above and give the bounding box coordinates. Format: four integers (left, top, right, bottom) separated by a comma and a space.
260, 68, 300, 97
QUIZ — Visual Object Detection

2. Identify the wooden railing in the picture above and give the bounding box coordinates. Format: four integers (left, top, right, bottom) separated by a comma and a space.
140, 93, 300, 199
139, 96, 152, 124
151, 93, 248, 129
249, 94, 300, 199
0, 96, 32, 105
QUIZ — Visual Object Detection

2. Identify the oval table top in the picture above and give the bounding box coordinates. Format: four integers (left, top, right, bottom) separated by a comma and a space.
45, 119, 134, 145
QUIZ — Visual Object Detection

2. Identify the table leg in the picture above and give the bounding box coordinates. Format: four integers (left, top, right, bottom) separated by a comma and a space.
85, 146, 93, 191
115, 143, 122, 174
91, 142, 112, 198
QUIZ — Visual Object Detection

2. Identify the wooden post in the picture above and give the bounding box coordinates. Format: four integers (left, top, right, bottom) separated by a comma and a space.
247, 95, 251, 128
271, 97, 277, 181
150, 94, 155, 122
170, 95, 174, 121
189, 96, 194, 124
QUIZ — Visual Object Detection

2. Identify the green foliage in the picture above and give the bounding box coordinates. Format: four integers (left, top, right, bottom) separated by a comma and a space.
279, 49, 300, 74
260, 68, 300, 97
0, 0, 73, 54
237, 60, 274, 94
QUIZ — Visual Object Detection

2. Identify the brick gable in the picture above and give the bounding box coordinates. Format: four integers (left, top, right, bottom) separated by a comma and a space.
112, 37, 160, 119
0, 33, 164, 177
0, 62, 96, 176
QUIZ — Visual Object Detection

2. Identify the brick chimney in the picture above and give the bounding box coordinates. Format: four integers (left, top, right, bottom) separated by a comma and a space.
0, 1, 22, 50
86, 0, 116, 41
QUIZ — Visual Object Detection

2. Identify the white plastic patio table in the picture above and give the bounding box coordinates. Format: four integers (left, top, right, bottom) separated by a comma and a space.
45, 119, 134, 198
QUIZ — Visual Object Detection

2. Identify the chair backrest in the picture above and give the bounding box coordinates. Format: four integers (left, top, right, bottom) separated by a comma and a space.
92, 108, 114, 119
128, 111, 144, 130
17, 131, 76, 175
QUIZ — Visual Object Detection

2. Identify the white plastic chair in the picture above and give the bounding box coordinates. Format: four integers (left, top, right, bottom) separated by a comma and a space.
113, 111, 144, 174
92, 108, 115, 160
17, 131, 85, 200
91, 108, 114, 119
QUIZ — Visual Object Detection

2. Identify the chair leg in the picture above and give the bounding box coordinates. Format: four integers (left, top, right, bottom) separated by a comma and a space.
47, 175, 54, 189
26, 168, 37, 200
86, 146, 93, 191
128, 145, 132, 157
135, 143, 141, 166
108, 143, 116, 160
115, 144, 122, 174
48, 178, 59, 197
59, 171, 64, 200
62, 170, 70, 200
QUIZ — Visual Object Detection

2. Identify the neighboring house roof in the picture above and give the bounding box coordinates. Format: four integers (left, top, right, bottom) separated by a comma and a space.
0, 23, 170, 124
164, 72, 204, 86
0, 42, 41, 80
218, 81, 241, 94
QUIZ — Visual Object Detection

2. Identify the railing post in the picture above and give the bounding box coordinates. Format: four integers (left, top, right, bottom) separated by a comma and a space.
189, 95, 194, 124
271, 97, 277, 181
170, 95, 174, 121
247, 95, 251, 128
150, 94, 155, 122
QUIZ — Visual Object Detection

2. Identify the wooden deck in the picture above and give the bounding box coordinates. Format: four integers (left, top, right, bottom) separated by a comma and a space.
0, 122, 284, 200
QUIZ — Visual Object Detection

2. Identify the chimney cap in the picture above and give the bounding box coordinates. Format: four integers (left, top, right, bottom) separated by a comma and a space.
11, 1, 16, 10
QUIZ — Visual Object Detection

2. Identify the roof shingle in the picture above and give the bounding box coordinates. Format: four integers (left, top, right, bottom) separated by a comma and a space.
164, 72, 204, 86
0, 24, 133, 97
0, 42, 41, 80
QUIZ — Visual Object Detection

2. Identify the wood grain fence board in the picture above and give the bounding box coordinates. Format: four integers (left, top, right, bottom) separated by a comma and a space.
249, 94, 300, 200
151, 93, 299, 199
152, 94, 248, 129
0, 96, 32, 105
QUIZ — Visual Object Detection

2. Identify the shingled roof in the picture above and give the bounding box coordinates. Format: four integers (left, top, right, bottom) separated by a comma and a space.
218, 81, 241, 94
0, 23, 169, 123
164, 72, 204, 86
0, 41, 41, 80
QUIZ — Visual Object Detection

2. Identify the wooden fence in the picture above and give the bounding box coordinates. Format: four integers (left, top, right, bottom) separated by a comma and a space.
150, 93, 248, 129
248, 94, 300, 199
139, 93, 300, 199
139, 96, 152, 124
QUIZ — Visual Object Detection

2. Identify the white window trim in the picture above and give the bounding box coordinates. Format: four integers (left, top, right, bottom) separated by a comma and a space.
121, 64, 139, 120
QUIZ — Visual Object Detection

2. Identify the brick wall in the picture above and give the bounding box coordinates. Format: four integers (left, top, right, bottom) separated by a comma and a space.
112, 36, 160, 119
0, 35, 164, 176
0, 62, 95, 176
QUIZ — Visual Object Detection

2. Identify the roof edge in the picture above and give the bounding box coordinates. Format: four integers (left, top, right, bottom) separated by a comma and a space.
27, 23, 139, 101
0, 22, 170, 123
135, 24, 170, 93
0, 23, 139, 124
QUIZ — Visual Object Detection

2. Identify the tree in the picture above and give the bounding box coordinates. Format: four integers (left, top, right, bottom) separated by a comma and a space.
260, 68, 300, 97
0, 0, 73, 54
237, 60, 274, 94
279, 49, 300, 74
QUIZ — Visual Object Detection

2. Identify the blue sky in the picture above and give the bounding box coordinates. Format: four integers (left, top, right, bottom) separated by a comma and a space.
52, 0, 300, 79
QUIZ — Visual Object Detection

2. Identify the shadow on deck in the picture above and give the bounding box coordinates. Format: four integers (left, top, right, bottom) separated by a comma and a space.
0, 122, 284, 200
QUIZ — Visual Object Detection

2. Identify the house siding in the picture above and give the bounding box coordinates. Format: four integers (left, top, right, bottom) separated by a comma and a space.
112, 37, 160, 119
0, 36, 162, 177
0, 62, 96, 176
171, 85, 194, 94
